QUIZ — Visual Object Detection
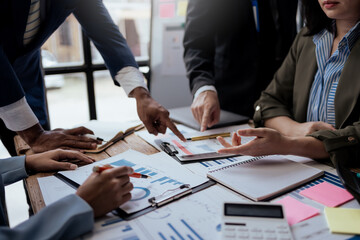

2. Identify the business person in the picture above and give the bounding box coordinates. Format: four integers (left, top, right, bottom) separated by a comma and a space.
217, 0, 360, 166
0, 0, 184, 156
183, 0, 298, 131
0, 149, 134, 239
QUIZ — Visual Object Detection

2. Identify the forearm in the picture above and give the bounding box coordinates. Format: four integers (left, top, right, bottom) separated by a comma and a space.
0, 195, 94, 240
264, 116, 300, 136
286, 136, 329, 159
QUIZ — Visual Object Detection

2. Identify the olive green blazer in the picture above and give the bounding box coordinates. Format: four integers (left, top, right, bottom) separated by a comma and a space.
254, 28, 360, 167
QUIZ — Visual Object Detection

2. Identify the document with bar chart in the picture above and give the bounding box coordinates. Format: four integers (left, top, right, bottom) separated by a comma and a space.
137, 123, 254, 161
57, 149, 208, 214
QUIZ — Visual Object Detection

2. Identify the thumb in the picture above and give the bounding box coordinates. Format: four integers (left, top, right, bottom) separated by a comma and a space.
51, 161, 78, 171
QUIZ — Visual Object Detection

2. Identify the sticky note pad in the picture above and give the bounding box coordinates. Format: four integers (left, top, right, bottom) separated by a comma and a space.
177, 1, 188, 17
276, 196, 320, 226
299, 182, 354, 207
325, 207, 360, 235
159, 3, 175, 18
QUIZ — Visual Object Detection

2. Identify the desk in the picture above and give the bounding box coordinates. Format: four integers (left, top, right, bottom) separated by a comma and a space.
23, 131, 358, 240
24, 133, 158, 214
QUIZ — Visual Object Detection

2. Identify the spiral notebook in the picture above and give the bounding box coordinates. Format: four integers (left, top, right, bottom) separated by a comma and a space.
207, 155, 324, 201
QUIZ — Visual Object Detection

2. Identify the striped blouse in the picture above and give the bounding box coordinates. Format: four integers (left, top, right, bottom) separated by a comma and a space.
307, 22, 360, 127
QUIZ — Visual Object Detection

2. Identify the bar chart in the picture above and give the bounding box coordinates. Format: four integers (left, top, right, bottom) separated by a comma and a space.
111, 159, 136, 167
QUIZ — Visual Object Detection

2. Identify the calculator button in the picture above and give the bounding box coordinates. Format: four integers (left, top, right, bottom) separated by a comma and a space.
277, 230, 289, 234
224, 233, 236, 239
276, 225, 288, 230
250, 228, 263, 233
250, 232, 263, 239
278, 237, 292, 240
224, 227, 236, 232
264, 229, 275, 234
237, 227, 249, 232
237, 232, 250, 238
237, 235, 250, 239
264, 236, 277, 240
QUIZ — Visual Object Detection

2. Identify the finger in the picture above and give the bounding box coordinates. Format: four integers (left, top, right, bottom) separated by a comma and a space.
56, 149, 95, 163
165, 119, 186, 141
144, 120, 159, 136
208, 109, 220, 128
200, 109, 211, 132
217, 136, 232, 148
121, 182, 134, 193
154, 121, 167, 134
191, 104, 203, 124
237, 128, 267, 138
218, 146, 245, 154
191, 106, 200, 124
64, 134, 99, 143
104, 166, 134, 179
232, 133, 241, 146
320, 122, 336, 130
116, 175, 131, 186
49, 161, 78, 171
64, 126, 94, 135
120, 192, 132, 204
62, 139, 98, 149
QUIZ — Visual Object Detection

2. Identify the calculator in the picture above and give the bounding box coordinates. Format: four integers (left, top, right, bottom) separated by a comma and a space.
222, 202, 293, 240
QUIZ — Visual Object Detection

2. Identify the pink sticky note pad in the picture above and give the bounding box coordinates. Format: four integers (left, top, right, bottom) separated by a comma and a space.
276, 196, 320, 226
159, 3, 175, 18
299, 182, 354, 207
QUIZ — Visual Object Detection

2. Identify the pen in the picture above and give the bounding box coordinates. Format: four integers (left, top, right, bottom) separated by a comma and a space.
92, 165, 151, 178
186, 132, 231, 141
83, 134, 105, 142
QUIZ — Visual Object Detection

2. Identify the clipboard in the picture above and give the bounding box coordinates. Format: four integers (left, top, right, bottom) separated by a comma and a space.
155, 139, 240, 164
54, 172, 215, 220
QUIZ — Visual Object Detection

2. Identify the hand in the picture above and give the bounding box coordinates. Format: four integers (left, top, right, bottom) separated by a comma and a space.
132, 87, 185, 141
25, 149, 95, 172
217, 128, 291, 156
76, 166, 134, 218
191, 91, 220, 131
18, 124, 100, 153
291, 121, 336, 137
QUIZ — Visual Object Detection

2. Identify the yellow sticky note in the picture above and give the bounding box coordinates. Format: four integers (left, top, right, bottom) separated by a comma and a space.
177, 1, 188, 17
325, 207, 360, 235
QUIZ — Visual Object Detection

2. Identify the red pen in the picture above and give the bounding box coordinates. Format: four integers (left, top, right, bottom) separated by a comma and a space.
92, 164, 151, 179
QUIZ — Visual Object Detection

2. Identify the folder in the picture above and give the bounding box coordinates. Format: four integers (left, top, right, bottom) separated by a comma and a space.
54, 150, 215, 220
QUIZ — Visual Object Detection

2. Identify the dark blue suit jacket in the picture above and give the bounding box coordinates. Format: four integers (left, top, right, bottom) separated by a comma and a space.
0, 0, 138, 126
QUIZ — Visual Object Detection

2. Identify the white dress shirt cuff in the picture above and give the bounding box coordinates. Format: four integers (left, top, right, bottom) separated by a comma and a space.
194, 85, 217, 100
115, 66, 148, 96
0, 97, 39, 132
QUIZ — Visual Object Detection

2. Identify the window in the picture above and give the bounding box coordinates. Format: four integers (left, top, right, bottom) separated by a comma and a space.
41, 0, 150, 127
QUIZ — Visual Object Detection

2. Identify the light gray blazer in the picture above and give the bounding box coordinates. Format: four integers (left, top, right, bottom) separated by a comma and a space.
0, 156, 94, 240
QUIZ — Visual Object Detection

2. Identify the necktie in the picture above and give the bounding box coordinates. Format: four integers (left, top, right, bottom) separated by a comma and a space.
23, 0, 41, 46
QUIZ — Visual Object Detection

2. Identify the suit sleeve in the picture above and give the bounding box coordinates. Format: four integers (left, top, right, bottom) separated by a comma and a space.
0, 156, 28, 185
183, 0, 217, 96
0, 46, 39, 131
73, 0, 138, 82
309, 122, 360, 166
0, 194, 94, 240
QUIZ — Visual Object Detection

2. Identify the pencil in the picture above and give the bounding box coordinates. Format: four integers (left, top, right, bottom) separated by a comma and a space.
186, 132, 231, 141
92, 165, 151, 178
